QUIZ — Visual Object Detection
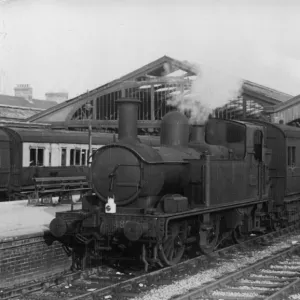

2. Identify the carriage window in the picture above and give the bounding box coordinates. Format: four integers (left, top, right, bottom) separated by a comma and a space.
81, 149, 86, 165
30, 147, 44, 166
70, 149, 75, 166
288, 146, 296, 166
37, 149, 44, 166
30, 149, 36, 166
70, 149, 82, 166
75, 149, 81, 165
49, 150, 52, 166
61, 148, 67, 166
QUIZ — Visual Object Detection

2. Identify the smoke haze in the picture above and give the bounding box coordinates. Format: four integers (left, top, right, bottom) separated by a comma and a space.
167, 64, 243, 123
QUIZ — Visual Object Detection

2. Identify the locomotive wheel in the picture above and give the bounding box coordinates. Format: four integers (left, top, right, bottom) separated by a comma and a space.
198, 215, 220, 254
159, 222, 187, 266
232, 224, 246, 244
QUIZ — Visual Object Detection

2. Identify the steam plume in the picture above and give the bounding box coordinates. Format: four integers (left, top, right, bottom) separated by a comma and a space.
167, 63, 243, 124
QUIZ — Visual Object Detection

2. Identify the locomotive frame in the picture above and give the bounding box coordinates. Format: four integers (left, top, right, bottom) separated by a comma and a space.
49, 97, 300, 271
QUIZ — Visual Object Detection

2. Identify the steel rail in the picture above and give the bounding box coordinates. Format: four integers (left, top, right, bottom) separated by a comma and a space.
65, 225, 300, 300
175, 244, 300, 300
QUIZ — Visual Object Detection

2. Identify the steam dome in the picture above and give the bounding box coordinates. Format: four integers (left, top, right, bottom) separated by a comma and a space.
160, 111, 189, 147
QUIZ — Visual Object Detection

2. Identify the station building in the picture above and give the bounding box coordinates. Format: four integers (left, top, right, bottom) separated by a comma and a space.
0, 85, 63, 123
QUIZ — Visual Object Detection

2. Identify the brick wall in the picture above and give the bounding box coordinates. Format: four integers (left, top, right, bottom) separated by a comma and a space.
0, 230, 71, 289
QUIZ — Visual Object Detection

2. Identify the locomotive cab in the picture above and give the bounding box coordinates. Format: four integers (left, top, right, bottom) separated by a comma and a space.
205, 118, 268, 163
202, 118, 270, 205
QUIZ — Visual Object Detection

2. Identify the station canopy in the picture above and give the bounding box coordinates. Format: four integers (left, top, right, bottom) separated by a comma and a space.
26, 56, 293, 131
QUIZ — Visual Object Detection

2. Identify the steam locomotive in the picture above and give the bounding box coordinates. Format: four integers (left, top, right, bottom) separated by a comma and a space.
49, 97, 300, 271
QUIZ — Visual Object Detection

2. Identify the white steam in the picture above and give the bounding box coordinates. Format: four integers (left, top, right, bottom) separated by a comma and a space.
167, 63, 243, 124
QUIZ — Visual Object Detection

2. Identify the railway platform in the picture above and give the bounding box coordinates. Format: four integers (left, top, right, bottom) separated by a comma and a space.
0, 200, 82, 289
0, 199, 81, 239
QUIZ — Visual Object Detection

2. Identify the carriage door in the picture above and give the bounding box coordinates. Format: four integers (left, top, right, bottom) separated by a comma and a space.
253, 130, 263, 199
5, 129, 22, 191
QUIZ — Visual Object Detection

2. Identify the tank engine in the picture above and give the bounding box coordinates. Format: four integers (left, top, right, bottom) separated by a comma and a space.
50, 97, 278, 271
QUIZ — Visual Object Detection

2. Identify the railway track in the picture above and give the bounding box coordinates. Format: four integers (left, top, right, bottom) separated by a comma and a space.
0, 265, 139, 300
174, 244, 300, 300
3, 224, 300, 300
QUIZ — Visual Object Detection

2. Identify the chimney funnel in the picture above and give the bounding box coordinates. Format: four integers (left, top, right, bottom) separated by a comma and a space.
115, 97, 141, 142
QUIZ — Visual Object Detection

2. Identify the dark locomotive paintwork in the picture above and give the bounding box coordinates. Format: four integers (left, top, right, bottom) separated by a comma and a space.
49, 97, 300, 271
204, 118, 269, 205
189, 125, 231, 160
92, 101, 200, 206
160, 110, 190, 147
0, 125, 160, 200
243, 120, 300, 204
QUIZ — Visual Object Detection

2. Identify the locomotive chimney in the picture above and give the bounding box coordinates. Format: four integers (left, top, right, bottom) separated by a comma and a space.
116, 97, 141, 142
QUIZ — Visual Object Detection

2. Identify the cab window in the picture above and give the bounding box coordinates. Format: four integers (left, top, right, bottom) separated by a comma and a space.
288, 146, 296, 166
205, 119, 246, 159
253, 130, 263, 162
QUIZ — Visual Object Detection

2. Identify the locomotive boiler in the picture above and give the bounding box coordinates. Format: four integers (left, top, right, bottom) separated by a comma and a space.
92, 99, 201, 208
50, 96, 295, 271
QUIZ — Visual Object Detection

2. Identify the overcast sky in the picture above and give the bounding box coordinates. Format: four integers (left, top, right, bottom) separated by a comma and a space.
1, 0, 300, 100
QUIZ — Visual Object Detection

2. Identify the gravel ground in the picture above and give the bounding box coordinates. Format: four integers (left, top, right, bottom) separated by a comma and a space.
130, 234, 300, 300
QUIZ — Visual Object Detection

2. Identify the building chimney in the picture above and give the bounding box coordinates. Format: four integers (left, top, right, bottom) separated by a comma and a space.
14, 84, 33, 102
45, 92, 68, 104
115, 98, 140, 142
